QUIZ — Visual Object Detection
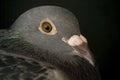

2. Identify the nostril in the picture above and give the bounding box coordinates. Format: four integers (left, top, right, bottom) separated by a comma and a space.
61, 37, 68, 43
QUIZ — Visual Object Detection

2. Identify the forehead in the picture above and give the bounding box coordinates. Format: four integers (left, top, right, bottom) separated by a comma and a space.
32, 6, 80, 38
12, 6, 76, 27
11, 6, 80, 38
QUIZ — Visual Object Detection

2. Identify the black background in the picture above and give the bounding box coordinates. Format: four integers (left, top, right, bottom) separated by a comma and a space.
0, 0, 119, 80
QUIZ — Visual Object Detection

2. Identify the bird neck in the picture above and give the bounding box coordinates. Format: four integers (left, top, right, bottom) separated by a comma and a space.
52, 57, 100, 80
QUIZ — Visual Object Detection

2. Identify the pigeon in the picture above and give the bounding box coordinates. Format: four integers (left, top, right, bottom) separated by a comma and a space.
0, 6, 101, 80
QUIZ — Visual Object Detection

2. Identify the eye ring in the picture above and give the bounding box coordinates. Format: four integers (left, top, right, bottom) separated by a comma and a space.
41, 22, 52, 33
39, 18, 57, 35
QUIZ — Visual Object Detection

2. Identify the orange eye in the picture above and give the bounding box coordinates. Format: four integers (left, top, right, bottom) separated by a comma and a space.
41, 22, 52, 33
39, 18, 57, 35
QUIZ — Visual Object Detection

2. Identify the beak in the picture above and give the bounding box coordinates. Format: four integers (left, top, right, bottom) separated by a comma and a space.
62, 35, 94, 66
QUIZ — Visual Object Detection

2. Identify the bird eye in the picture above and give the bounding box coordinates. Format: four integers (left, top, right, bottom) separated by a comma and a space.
39, 18, 57, 35
41, 22, 52, 33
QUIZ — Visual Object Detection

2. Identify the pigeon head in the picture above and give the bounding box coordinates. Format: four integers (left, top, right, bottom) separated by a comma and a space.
10, 6, 85, 62
0, 6, 99, 80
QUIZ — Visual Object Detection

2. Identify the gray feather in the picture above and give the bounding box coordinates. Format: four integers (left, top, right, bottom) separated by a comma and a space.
0, 6, 101, 80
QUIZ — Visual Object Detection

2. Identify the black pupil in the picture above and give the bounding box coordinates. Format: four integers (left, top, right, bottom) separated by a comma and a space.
45, 25, 50, 30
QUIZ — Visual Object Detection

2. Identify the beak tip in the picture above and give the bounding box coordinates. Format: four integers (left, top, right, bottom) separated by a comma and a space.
62, 35, 94, 66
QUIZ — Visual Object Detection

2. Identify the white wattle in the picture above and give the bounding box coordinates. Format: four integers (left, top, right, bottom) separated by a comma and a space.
68, 35, 83, 46
62, 35, 94, 66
